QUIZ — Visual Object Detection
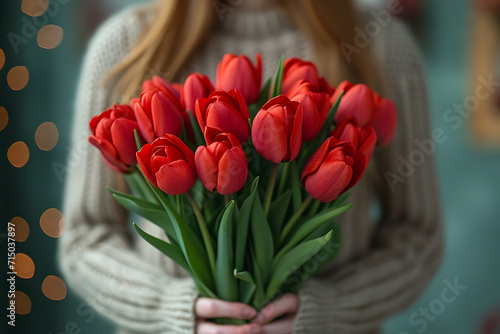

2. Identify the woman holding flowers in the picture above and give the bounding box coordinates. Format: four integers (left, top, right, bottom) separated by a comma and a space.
61, 0, 442, 333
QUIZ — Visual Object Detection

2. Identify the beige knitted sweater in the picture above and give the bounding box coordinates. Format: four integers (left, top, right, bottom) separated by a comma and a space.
60, 3, 443, 334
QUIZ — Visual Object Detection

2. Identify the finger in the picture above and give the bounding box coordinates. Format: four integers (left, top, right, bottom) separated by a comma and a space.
195, 297, 257, 320
252, 294, 299, 325
261, 315, 295, 334
196, 320, 262, 334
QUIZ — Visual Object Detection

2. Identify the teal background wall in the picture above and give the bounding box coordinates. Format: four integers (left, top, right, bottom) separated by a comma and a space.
1, 0, 499, 333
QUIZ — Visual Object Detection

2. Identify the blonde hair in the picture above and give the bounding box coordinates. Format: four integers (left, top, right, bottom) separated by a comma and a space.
108, 0, 385, 102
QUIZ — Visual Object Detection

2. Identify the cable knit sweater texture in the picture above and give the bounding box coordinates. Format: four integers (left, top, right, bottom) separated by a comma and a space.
60, 3, 443, 334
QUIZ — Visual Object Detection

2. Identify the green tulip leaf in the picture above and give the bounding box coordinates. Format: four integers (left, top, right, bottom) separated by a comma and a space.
250, 187, 275, 285
148, 184, 216, 295
290, 163, 303, 211
234, 270, 256, 305
268, 190, 292, 245
132, 223, 188, 271
216, 202, 238, 301
283, 222, 342, 294
274, 203, 352, 265
266, 230, 333, 300
106, 186, 178, 245
324, 90, 344, 130
235, 177, 259, 270
272, 55, 285, 98
134, 129, 143, 151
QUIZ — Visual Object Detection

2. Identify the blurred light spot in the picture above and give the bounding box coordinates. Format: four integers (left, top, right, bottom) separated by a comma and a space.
0, 106, 8, 131
35, 122, 59, 151
7, 66, 29, 91
37, 25, 64, 49
10, 217, 30, 242
7, 141, 29, 168
21, 0, 49, 17
40, 208, 64, 238
0, 49, 5, 70
42, 275, 67, 300
14, 253, 35, 279
10, 291, 31, 315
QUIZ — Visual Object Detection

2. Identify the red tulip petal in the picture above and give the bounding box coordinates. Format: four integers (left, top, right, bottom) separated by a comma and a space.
262, 95, 291, 111
330, 81, 354, 106
134, 103, 155, 143
288, 102, 303, 161
345, 151, 368, 191
255, 53, 263, 92
304, 160, 353, 203
372, 98, 398, 145
229, 89, 251, 122
110, 119, 139, 166
334, 84, 375, 126
195, 146, 218, 192
301, 137, 332, 181
358, 126, 377, 162
252, 111, 287, 163
205, 101, 249, 143
167, 134, 195, 168
217, 148, 248, 195
152, 92, 183, 137
155, 160, 197, 195
89, 135, 126, 173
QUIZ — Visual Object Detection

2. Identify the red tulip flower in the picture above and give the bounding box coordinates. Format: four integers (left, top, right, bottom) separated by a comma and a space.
89, 104, 141, 173
195, 89, 250, 143
181, 73, 214, 114
252, 95, 303, 163
331, 116, 377, 162
281, 58, 320, 94
332, 81, 375, 127
136, 134, 196, 195
302, 137, 368, 203
286, 80, 330, 142
216, 53, 262, 103
372, 94, 398, 146
132, 76, 184, 143
195, 128, 248, 195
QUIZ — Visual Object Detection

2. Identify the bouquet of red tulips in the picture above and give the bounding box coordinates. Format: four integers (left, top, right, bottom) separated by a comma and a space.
88, 54, 397, 323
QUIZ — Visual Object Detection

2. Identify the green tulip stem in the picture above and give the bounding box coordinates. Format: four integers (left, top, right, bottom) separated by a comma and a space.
126, 169, 159, 204
277, 162, 290, 195
280, 195, 314, 243
186, 192, 216, 278
308, 198, 322, 216
224, 194, 231, 205
263, 163, 279, 215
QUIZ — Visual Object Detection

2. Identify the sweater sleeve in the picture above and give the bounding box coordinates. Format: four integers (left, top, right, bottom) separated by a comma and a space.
292, 21, 444, 333
59, 8, 198, 334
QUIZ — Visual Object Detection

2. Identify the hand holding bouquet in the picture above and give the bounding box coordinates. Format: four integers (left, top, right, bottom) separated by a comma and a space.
88, 54, 397, 324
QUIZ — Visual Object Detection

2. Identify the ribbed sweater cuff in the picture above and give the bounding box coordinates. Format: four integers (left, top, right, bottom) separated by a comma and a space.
159, 278, 199, 333
292, 280, 335, 333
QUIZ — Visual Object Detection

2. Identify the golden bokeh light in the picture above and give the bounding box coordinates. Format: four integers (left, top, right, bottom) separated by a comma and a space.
0, 49, 5, 70
10, 291, 31, 315
10, 217, 30, 242
40, 208, 65, 238
14, 253, 35, 279
42, 275, 67, 301
0, 106, 8, 131
7, 66, 29, 91
7, 141, 30, 168
35, 122, 59, 151
21, 0, 49, 17
37, 25, 64, 49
